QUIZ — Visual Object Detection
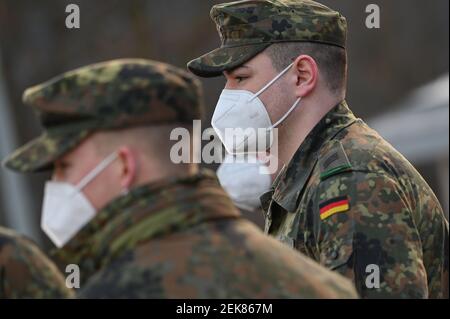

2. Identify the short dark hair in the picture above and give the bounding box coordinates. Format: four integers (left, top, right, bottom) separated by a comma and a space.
265, 42, 348, 94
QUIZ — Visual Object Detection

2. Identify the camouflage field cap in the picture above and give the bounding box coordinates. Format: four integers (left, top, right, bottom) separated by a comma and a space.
188, 0, 347, 77
3, 59, 203, 173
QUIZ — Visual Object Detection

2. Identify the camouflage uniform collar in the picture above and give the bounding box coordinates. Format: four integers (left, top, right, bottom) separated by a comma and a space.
52, 169, 240, 283
271, 100, 357, 212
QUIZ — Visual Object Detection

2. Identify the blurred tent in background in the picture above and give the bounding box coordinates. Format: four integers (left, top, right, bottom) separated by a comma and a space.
369, 74, 449, 218
0, 0, 448, 246
0, 48, 37, 239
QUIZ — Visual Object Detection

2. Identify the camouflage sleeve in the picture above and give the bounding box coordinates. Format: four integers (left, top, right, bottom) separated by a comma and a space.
312, 171, 428, 298
0, 232, 74, 299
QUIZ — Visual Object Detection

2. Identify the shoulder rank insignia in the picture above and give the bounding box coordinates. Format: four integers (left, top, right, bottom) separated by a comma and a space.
319, 196, 350, 220
319, 141, 352, 181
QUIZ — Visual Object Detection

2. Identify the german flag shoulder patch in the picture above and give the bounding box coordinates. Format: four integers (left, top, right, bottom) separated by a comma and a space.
319, 196, 350, 220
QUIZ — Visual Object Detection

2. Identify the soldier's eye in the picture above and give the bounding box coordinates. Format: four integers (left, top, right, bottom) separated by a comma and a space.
56, 161, 70, 171
236, 76, 248, 83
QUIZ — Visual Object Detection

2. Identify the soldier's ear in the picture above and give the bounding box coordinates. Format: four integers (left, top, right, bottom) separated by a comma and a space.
292, 54, 318, 98
117, 146, 137, 189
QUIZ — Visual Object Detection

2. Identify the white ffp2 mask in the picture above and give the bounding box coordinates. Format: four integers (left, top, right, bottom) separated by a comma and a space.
212, 62, 301, 155
41, 152, 119, 248
217, 155, 272, 212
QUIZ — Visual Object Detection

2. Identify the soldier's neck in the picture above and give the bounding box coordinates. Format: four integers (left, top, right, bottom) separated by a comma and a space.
276, 94, 342, 172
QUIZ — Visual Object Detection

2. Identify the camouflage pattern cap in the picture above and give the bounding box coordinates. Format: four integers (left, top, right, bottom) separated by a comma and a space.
188, 0, 347, 77
3, 59, 203, 173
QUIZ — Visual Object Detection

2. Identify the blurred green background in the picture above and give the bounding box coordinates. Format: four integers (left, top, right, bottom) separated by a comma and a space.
0, 0, 448, 246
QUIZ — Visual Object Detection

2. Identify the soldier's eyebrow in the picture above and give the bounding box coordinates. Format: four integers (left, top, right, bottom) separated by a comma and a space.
229, 65, 252, 75
237, 65, 251, 71
224, 65, 253, 80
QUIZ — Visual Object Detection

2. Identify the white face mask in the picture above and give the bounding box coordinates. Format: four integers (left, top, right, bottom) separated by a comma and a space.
41, 152, 119, 248
217, 155, 272, 211
212, 62, 301, 155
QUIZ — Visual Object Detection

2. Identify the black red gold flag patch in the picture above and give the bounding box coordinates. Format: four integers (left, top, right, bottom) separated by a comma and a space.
319, 196, 350, 220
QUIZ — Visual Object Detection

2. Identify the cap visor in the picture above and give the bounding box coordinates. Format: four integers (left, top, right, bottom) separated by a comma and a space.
2, 130, 90, 173
187, 43, 271, 78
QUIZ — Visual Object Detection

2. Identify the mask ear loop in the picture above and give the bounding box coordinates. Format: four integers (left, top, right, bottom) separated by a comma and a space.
250, 62, 295, 101
244, 61, 301, 130
269, 97, 302, 130
75, 152, 119, 192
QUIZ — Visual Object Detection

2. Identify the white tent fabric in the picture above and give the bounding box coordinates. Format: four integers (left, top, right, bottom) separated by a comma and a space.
369, 74, 449, 164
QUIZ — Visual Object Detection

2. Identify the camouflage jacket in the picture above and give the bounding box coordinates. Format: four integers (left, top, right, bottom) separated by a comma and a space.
262, 101, 449, 299
0, 227, 73, 298
52, 170, 357, 298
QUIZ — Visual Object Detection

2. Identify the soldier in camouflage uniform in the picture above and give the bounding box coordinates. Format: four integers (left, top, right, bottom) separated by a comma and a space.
188, 0, 449, 298
0, 226, 73, 298
2, 58, 357, 298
